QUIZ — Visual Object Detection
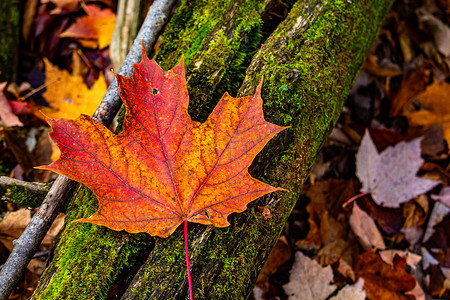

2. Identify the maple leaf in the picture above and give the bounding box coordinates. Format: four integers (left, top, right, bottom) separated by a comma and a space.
283, 251, 337, 300
36, 58, 106, 121
356, 130, 439, 208
60, 4, 116, 49
40, 49, 286, 238
283, 251, 366, 300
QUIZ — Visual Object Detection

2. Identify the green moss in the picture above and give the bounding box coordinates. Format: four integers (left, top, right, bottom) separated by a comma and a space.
1, 182, 50, 208
154, 0, 272, 123
240, 0, 394, 190
33, 186, 149, 299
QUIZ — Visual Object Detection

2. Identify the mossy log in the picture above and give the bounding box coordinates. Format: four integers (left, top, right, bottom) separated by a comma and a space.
0, 0, 20, 82
32, 0, 393, 299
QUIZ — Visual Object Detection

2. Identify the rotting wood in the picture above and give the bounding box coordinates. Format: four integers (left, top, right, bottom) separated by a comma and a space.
122, 0, 395, 299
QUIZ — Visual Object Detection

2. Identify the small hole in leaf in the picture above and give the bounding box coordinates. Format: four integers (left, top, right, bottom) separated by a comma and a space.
152, 88, 159, 95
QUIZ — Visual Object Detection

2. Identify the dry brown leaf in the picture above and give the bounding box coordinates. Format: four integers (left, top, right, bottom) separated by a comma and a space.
0, 209, 65, 251
432, 187, 450, 208
60, 4, 116, 49
337, 257, 356, 281
355, 250, 418, 300
329, 278, 366, 300
42, 0, 80, 14
315, 238, 348, 266
389, 65, 430, 116
363, 54, 403, 77
0, 209, 32, 250
320, 210, 345, 245
299, 179, 353, 252
379, 250, 422, 270
283, 251, 336, 300
404, 80, 450, 145
256, 236, 291, 294
350, 203, 386, 250
403, 195, 429, 229
421, 124, 446, 157
417, 8, 450, 57
423, 201, 450, 242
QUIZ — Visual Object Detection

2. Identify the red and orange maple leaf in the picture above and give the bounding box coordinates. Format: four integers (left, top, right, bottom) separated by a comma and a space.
40, 48, 286, 238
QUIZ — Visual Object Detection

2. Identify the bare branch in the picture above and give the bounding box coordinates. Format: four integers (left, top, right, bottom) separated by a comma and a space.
0, 0, 177, 298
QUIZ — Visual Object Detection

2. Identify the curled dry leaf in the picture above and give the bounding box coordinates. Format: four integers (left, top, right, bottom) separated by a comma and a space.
0, 82, 23, 127
350, 203, 386, 250
329, 278, 366, 300
356, 130, 439, 208
417, 8, 450, 57
379, 250, 422, 270
423, 201, 450, 243
40, 46, 286, 238
432, 186, 450, 208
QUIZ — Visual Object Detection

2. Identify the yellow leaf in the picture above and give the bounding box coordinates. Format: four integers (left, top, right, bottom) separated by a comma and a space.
37, 58, 106, 121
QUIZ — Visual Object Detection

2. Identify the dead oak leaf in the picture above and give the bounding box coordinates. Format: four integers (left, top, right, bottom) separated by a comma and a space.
40, 48, 286, 238
356, 130, 439, 208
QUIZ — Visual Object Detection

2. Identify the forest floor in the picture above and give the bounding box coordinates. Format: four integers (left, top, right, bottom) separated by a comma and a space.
0, 0, 449, 299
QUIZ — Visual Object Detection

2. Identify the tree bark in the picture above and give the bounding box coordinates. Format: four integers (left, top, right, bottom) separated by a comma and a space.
32, 0, 393, 299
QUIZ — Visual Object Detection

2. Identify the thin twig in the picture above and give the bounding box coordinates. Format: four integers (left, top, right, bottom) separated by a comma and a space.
0, 176, 49, 193
0, 1, 177, 298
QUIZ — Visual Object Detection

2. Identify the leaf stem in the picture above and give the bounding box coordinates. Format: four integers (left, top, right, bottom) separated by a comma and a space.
184, 220, 193, 300
342, 192, 370, 208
